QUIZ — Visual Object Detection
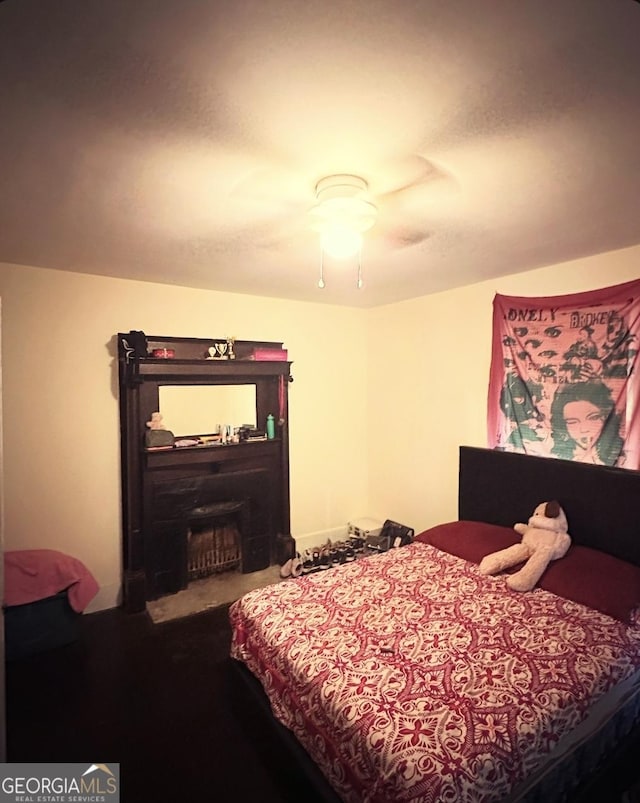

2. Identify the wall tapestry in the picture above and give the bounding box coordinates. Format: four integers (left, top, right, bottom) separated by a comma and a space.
487, 278, 640, 469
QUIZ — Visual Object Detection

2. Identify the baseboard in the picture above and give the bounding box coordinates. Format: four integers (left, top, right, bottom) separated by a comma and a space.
84, 583, 121, 613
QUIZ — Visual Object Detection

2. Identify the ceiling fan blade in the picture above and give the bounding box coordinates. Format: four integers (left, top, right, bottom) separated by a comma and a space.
377, 179, 461, 238
367, 221, 432, 252
368, 154, 449, 196
385, 227, 432, 249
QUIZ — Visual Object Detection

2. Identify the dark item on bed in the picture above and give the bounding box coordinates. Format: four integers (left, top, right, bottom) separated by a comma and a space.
5, 592, 81, 660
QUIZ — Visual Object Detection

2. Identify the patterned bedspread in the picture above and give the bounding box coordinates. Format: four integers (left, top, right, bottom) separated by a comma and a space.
230, 542, 640, 803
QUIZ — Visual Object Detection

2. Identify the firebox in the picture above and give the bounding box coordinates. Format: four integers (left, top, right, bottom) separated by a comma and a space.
146, 468, 274, 599
187, 500, 247, 579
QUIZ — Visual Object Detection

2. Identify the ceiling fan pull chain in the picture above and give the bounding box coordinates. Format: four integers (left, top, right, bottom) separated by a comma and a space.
318, 249, 326, 289
357, 250, 363, 289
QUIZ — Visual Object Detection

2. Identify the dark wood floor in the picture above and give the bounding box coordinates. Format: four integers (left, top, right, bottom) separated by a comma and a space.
5, 605, 300, 803
5, 604, 640, 803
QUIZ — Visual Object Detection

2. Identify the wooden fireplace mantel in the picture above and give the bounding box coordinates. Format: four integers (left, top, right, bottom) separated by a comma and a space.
117, 332, 293, 613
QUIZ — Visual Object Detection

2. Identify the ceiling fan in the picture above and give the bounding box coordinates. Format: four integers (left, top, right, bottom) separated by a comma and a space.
226, 154, 459, 285
219, 154, 458, 288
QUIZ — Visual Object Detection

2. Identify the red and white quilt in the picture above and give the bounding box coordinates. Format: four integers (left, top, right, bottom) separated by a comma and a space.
230, 543, 640, 803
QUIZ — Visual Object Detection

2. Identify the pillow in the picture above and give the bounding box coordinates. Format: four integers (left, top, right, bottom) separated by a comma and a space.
416, 520, 519, 563
538, 545, 640, 624
416, 521, 640, 624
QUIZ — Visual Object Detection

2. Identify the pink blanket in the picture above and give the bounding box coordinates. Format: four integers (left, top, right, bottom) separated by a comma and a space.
4, 549, 99, 612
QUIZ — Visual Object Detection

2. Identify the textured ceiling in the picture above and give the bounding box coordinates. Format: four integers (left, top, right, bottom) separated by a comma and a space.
1, 0, 639, 308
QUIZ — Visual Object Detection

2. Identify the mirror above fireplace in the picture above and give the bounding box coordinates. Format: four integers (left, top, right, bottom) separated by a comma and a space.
158, 385, 257, 437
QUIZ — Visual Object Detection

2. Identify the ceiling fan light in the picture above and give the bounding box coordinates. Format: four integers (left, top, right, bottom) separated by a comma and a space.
310, 197, 377, 233
321, 226, 362, 259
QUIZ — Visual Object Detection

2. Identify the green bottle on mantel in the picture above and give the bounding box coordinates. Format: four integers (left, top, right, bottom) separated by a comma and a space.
266, 414, 275, 440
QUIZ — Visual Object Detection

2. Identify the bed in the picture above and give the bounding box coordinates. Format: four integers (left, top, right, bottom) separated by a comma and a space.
229, 446, 640, 802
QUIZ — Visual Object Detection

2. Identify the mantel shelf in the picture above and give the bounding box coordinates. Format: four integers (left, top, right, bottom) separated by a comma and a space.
135, 359, 292, 380
145, 438, 280, 468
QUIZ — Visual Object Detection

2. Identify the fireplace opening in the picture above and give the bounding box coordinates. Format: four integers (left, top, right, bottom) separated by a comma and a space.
186, 500, 248, 580
148, 468, 273, 598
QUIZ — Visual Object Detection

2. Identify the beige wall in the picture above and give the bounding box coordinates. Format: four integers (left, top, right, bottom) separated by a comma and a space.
0, 263, 368, 610
2, 245, 639, 611
366, 244, 640, 534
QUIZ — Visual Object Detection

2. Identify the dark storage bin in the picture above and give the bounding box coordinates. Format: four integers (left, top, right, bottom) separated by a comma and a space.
242, 535, 271, 573
4, 591, 81, 660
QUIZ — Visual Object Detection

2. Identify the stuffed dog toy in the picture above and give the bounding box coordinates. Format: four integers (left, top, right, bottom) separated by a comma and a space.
478, 501, 571, 592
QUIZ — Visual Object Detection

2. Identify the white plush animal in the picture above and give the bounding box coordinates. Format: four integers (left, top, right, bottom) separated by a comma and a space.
478, 501, 571, 592
146, 412, 167, 430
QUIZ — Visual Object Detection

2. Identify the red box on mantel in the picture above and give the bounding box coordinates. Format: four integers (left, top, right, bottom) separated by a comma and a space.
250, 348, 288, 361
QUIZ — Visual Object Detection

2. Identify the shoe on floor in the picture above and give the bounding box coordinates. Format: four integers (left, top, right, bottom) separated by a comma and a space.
302, 550, 316, 573
290, 553, 304, 578
319, 547, 332, 570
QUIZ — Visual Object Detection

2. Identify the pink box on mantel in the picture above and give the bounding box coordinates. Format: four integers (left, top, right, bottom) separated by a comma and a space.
250, 348, 288, 361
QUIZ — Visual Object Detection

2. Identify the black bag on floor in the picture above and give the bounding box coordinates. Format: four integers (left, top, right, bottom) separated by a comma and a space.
367, 520, 415, 552
275, 533, 296, 565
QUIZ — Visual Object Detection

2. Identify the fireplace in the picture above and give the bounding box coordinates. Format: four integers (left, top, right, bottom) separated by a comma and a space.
186, 500, 246, 579
147, 468, 273, 599
117, 333, 292, 612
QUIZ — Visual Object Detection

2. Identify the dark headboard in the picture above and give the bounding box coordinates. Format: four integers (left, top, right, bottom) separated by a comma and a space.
459, 446, 640, 568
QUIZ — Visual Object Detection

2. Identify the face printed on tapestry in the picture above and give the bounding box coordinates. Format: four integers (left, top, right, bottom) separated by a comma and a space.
562, 400, 606, 451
